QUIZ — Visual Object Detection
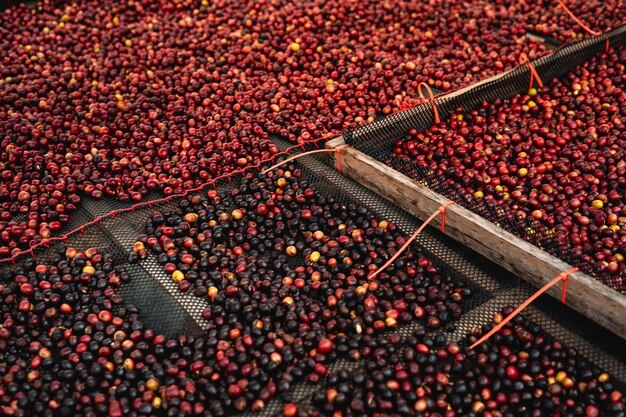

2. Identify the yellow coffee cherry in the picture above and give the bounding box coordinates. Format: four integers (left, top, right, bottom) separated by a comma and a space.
310, 251, 321, 263
82, 265, 96, 275
171, 270, 185, 283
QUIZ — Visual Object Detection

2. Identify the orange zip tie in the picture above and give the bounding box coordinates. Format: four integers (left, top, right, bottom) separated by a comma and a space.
469, 267, 579, 350
261, 145, 349, 174
518, 53, 544, 90
418, 82, 440, 124
368, 201, 454, 281
335, 147, 343, 172
333, 144, 349, 172
439, 201, 454, 232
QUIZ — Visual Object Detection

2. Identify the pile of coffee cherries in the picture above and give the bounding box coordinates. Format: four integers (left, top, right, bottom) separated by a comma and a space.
130, 166, 469, 407
393, 51, 626, 285
517, 0, 625, 42
2, 0, 624, 253
309, 308, 626, 417
0, 247, 140, 417
0, 167, 471, 416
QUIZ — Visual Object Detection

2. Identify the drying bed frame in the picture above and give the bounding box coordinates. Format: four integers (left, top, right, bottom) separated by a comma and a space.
330, 24, 626, 340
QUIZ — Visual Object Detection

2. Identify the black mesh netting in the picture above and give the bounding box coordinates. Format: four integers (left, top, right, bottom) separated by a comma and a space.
344, 24, 626, 145
257, 140, 626, 415
3, 138, 624, 417
343, 23, 626, 294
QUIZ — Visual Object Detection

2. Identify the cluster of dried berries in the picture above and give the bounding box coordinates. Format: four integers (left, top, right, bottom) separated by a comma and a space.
2, 0, 624, 252
130, 166, 469, 409
0, 168, 472, 416
309, 308, 625, 417
394, 51, 626, 285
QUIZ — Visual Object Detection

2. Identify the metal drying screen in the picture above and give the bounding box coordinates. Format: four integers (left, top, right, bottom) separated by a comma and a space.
1, 139, 624, 416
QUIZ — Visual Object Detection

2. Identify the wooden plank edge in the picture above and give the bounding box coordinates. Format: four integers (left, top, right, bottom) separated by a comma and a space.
325, 137, 626, 341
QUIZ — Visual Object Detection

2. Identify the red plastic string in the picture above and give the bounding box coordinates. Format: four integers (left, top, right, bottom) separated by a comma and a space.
335, 146, 345, 172
261, 145, 349, 175
391, 83, 467, 116
335, 148, 342, 171
469, 267, 579, 350
556, 0, 601, 36
0, 138, 333, 265
518, 53, 544, 90
368, 201, 454, 281
418, 82, 440, 124
556, 0, 610, 53
560, 267, 579, 303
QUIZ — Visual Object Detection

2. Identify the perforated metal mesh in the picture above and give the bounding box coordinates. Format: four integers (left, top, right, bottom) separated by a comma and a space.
0, 196, 205, 337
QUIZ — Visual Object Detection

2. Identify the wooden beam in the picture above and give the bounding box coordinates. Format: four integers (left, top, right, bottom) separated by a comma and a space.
326, 136, 626, 340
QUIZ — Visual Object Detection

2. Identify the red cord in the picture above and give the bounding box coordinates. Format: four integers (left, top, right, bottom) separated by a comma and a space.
556, 0, 611, 53
518, 53, 544, 90
439, 201, 454, 233
418, 82, 441, 124
335, 147, 342, 172
556, 0, 601, 36
368, 201, 454, 281
0, 138, 329, 264
469, 267, 579, 350
261, 145, 348, 175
